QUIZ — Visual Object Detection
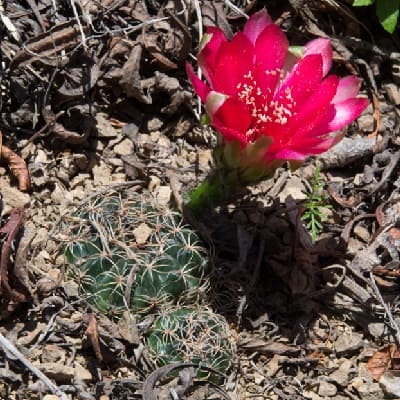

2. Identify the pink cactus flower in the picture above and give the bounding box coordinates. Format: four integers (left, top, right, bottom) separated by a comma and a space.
186, 9, 368, 166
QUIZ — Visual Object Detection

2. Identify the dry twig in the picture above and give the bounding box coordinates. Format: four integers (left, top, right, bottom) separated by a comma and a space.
0, 333, 69, 400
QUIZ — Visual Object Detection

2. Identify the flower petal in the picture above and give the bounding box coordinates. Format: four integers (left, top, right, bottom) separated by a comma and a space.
215, 125, 249, 146
262, 76, 338, 159
186, 62, 211, 102
243, 9, 273, 45
272, 148, 307, 160
210, 96, 252, 145
254, 24, 288, 96
332, 75, 362, 103
304, 38, 332, 77
275, 54, 323, 112
291, 75, 339, 135
326, 97, 369, 131
213, 32, 254, 96
198, 27, 228, 85
205, 90, 228, 116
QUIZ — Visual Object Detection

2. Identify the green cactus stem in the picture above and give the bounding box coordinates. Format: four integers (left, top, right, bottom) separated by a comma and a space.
58, 189, 210, 316
145, 306, 235, 381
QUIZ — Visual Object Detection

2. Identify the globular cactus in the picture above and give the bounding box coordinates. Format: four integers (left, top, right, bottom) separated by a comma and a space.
57, 189, 210, 316
145, 306, 235, 379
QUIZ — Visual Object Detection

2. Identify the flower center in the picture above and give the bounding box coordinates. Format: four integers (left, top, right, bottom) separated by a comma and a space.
236, 70, 296, 141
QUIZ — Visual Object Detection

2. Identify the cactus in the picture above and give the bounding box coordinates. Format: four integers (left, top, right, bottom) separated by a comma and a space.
57, 189, 210, 316
145, 306, 235, 379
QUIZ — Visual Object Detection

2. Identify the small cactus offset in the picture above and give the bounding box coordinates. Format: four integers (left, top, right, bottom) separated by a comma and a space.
57, 189, 210, 316
145, 305, 235, 379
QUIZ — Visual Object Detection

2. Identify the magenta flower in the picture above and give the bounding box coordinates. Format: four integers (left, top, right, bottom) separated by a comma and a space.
186, 9, 368, 167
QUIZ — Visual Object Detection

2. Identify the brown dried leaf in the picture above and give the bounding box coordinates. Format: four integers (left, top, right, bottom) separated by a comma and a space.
238, 337, 300, 356
367, 345, 392, 381
119, 44, 151, 103
13, 227, 35, 297
0, 208, 28, 302
0, 143, 31, 192
85, 313, 103, 362
327, 184, 358, 208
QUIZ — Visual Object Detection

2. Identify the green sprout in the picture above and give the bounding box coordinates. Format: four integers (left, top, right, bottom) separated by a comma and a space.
301, 166, 331, 243
353, 0, 400, 33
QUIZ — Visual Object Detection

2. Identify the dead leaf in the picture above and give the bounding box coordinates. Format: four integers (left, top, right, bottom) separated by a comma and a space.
120, 44, 151, 103
85, 313, 103, 362
0, 138, 31, 191
0, 208, 28, 302
238, 337, 300, 356
367, 345, 393, 381
327, 184, 358, 208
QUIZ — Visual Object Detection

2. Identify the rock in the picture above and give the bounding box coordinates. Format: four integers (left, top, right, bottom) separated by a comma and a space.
111, 173, 127, 183
36, 269, 61, 296
41, 344, 66, 364
329, 359, 352, 386
35, 149, 49, 164
380, 371, 400, 397
146, 117, 163, 131
43, 395, 60, 400
107, 157, 124, 168
154, 186, 171, 206
38, 363, 75, 383
122, 122, 140, 142
74, 363, 92, 382
133, 223, 153, 245
356, 114, 374, 132
318, 381, 337, 397
354, 225, 370, 242
367, 322, 386, 338
62, 281, 80, 298
264, 354, 284, 377
354, 381, 384, 400
0, 177, 30, 213
95, 112, 120, 138
92, 161, 112, 186
51, 183, 69, 205
278, 175, 307, 202
36, 361, 92, 385
31, 227, 49, 247
197, 149, 212, 170
17, 323, 46, 346
383, 83, 400, 105
302, 390, 324, 400
113, 138, 134, 156
334, 331, 364, 355
253, 371, 265, 385
70, 173, 91, 189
